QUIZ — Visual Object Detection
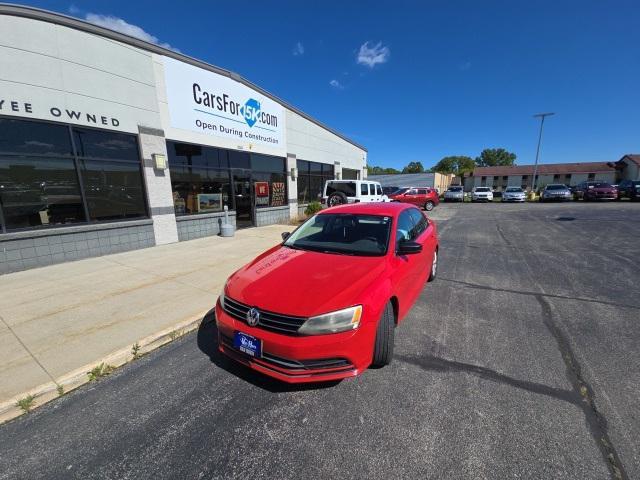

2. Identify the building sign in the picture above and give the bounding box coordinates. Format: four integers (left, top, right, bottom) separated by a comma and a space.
163, 57, 285, 150
271, 182, 286, 206
255, 182, 270, 206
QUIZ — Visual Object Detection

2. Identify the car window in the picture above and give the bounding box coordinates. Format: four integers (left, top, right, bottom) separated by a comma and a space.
361, 183, 368, 196
284, 213, 392, 256
505, 187, 522, 192
396, 210, 416, 243
408, 208, 428, 238
326, 182, 356, 197
417, 189, 428, 195
407, 188, 418, 195
376, 184, 382, 195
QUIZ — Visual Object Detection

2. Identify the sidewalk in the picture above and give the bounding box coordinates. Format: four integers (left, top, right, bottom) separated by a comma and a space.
0, 224, 284, 421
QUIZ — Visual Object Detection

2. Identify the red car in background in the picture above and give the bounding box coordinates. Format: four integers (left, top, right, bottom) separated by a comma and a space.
388, 187, 440, 211
215, 202, 439, 383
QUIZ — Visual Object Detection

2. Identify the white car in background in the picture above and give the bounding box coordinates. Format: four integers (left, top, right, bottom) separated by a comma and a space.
444, 185, 464, 202
322, 180, 390, 207
472, 187, 493, 202
502, 186, 526, 202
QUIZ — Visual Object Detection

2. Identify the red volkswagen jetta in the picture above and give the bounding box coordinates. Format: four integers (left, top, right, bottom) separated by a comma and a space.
215, 202, 439, 383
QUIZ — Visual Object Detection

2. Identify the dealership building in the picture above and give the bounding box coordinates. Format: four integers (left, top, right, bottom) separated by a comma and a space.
0, 5, 367, 274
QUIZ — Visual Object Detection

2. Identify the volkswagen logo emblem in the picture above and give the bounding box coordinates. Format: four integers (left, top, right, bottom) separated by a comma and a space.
246, 307, 260, 327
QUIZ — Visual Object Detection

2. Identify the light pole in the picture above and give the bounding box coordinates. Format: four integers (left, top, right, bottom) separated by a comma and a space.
532, 112, 555, 193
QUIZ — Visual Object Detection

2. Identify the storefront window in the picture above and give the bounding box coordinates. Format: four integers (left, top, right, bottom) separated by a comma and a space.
170, 165, 232, 215
296, 159, 334, 203
251, 154, 287, 208
0, 117, 147, 233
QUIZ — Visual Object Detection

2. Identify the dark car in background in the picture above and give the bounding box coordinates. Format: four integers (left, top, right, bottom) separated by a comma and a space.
574, 181, 618, 201
382, 186, 400, 196
616, 180, 640, 201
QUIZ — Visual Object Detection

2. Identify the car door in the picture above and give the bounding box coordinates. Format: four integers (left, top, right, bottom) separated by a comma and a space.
403, 188, 418, 205
359, 182, 369, 202
375, 184, 383, 202
408, 208, 436, 285
390, 209, 419, 320
369, 183, 377, 202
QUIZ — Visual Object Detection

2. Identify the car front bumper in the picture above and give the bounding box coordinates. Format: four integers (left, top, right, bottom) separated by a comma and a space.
472, 195, 492, 201
215, 301, 376, 383
444, 194, 463, 201
502, 195, 525, 202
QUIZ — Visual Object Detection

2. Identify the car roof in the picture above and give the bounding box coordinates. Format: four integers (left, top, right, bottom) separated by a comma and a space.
319, 202, 415, 216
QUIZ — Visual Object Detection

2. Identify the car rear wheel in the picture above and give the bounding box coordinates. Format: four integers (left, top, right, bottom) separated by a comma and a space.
424, 201, 435, 211
428, 249, 438, 282
371, 302, 395, 368
328, 192, 347, 207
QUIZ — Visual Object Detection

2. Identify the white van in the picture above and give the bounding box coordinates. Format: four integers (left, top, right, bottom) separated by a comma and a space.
322, 180, 390, 207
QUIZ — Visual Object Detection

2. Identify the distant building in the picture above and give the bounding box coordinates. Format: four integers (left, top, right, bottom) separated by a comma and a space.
463, 161, 618, 192
615, 154, 640, 181
368, 172, 455, 193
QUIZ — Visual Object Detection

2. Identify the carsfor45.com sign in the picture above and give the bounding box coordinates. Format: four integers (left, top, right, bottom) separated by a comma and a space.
163, 56, 285, 151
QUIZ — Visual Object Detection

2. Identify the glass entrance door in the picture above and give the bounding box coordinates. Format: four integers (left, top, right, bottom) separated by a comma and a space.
231, 169, 253, 228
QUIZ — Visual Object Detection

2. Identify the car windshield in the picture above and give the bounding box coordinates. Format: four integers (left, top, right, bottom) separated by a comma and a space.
505, 187, 523, 192
593, 182, 612, 188
283, 213, 391, 256
546, 184, 566, 190
391, 188, 409, 195
475, 187, 491, 192
448, 187, 462, 192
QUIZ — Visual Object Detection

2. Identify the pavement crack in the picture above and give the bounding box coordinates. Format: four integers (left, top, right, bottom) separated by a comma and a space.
533, 294, 628, 480
395, 354, 578, 405
439, 277, 640, 312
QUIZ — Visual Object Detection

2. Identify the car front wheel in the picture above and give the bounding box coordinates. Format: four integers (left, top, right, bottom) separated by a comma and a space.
424, 200, 435, 211
371, 302, 395, 368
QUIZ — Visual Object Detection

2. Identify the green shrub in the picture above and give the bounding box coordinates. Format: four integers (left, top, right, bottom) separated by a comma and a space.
304, 201, 322, 217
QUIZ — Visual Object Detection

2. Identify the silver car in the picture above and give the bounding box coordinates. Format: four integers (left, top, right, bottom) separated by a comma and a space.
444, 185, 464, 202
540, 184, 572, 202
502, 186, 526, 202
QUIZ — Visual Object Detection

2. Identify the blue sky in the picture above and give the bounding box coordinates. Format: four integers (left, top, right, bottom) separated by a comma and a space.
22, 0, 640, 169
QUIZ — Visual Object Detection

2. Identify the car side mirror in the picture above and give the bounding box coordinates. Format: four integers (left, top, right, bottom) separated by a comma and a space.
397, 240, 422, 255
281, 232, 291, 241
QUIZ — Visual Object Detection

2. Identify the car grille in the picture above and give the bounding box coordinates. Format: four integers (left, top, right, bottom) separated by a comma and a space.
220, 334, 353, 372
223, 296, 307, 335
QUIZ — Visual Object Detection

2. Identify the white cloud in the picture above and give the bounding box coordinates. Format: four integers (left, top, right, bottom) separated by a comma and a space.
293, 41, 304, 56
329, 79, 344, 89
68, 5, 81, 15
84, 13, 179, 52
356, 41, 390, 68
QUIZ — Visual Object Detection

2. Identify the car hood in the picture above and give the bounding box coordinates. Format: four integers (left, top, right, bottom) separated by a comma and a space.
591, 187, 616, 193
225, 245, 387, 317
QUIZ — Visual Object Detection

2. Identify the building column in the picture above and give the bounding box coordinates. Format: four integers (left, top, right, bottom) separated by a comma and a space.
334, 161, 342, 179
138, 126, 179, 245
286, 153, 298, 220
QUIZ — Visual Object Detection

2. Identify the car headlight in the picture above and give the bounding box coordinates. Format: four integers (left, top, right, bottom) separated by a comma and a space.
219, 284, 227, 308
298, 305, 362, 335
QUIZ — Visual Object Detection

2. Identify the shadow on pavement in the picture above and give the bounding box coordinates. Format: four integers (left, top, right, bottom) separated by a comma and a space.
196, 309, 340, 393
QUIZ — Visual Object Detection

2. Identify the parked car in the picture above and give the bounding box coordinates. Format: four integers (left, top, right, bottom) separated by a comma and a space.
388, 186, 439, 211
444, 185, 464, 202
616, 180, 640, 201
322, 180, 389, 207
471, 187, 493, 202
574, 181, 618, 201
501, 186, 526, 202
540, 184, 572, 202
215, 202, 439, 383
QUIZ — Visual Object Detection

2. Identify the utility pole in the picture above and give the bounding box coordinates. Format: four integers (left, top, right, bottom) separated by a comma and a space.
532, 112, 555, 193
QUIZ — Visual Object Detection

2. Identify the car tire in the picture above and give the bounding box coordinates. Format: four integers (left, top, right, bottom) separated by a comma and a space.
327, 192, 347, 207
424, 201, 435, 211
371, 302, 395, 368
428, 249, 438, 282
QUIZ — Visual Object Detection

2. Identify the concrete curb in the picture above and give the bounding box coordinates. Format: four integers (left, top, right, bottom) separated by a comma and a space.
0, 310, 212, 425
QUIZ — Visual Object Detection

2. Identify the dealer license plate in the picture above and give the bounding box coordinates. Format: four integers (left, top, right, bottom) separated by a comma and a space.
233, 332, 262, 358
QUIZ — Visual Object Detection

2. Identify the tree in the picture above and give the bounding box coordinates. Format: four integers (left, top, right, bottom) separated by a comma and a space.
402, 161, 425, 174
475, 148, 517, 167
368, 165, 400, 175
432, 156, 475, 176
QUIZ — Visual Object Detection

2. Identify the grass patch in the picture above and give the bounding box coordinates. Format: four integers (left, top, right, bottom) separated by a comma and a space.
131, 342, 141, 359
16, 394, 35, 413
56, 384, 64, 396
87, 363, 115, 382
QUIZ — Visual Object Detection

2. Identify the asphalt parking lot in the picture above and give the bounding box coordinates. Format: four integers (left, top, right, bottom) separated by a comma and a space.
0, 202, 638, 480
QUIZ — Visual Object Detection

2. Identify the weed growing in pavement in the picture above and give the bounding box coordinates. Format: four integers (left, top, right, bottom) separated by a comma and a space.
16, 394, 35, 413
56, 385, 64, 396
169, 329, 182, 341
87, 363, 115, 381
131, 342, 141, 359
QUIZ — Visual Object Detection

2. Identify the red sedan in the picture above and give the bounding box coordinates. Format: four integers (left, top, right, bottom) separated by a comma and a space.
388, 187, 440, 211
215, 202, 439, 383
